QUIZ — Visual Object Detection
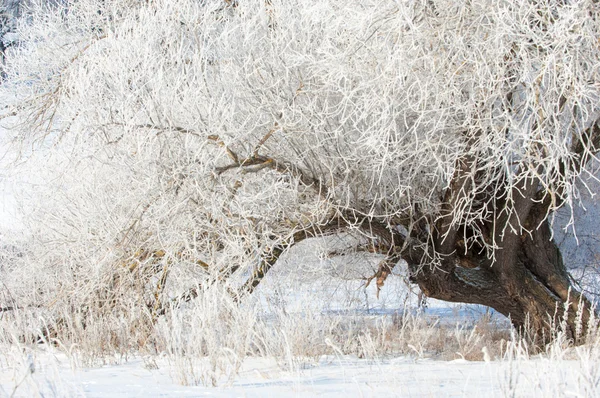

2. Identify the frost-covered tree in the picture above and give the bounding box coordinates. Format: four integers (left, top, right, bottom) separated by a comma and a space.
1, 0, 600, 343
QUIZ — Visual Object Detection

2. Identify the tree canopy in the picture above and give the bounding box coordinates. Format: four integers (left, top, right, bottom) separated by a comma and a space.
1, 0, 600, 343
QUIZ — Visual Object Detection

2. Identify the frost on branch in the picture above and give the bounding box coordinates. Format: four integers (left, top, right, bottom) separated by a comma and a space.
1, 0, 599, 346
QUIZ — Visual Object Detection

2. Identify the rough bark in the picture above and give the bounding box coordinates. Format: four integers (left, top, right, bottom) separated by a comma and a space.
405, 219, 592, 345
401, 172, 597, 346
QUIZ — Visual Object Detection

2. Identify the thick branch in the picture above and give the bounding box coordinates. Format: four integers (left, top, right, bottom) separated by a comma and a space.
435, 154, 476, 256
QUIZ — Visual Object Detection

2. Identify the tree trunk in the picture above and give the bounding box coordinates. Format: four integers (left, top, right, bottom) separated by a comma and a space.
412, 235, 590, 344
403, 179, 595, 346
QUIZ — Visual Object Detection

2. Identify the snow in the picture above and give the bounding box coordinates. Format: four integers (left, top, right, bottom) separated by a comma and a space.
1, 350, 596, 397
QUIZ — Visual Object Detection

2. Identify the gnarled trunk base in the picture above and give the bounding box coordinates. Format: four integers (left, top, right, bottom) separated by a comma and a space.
409, 218, 594, 346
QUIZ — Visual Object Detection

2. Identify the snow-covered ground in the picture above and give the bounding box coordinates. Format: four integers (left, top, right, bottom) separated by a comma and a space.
1, 297, 598, 398
1, 350, 598, 398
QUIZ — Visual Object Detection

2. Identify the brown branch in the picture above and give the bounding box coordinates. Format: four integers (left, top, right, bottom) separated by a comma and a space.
364, 254, 402, 299
252, 124, 278, 158
207, 134, 239, 163
214, 156, 270, 174
0, 303, 44, 313
214, 152, 330, 199
236, 221, 351, 298
107, 123, 202, 138
435, 154, 477, 256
